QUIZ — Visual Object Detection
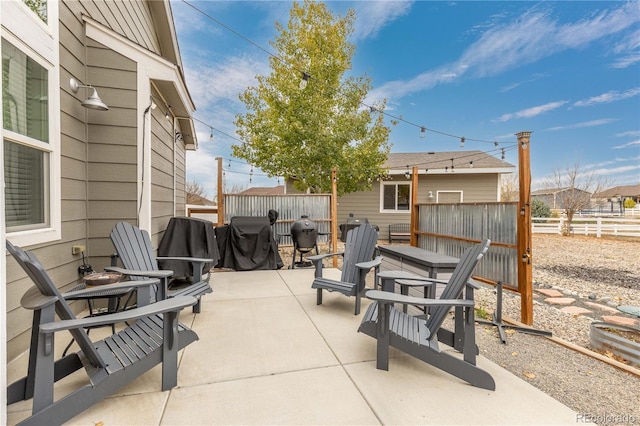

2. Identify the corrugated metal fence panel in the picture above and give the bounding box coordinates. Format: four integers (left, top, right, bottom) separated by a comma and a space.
417, 202, 519, 289
224, 194, 332, 245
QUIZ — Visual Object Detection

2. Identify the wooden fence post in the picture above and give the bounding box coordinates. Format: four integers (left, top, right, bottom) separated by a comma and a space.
517, 131, 533, 325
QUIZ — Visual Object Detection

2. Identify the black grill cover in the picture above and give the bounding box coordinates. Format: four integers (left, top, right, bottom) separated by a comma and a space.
215, 216, 283, 271
157, 217, 220, 278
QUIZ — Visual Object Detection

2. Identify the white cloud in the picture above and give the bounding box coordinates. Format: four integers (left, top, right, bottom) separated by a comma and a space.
612, 140, 640, 149
574, 87, 640, 107
616, 130, 640, 138
545, 118, 617, 131
352, 1, 414, 40
367, 2, 640, 103
496, 101, 568, 122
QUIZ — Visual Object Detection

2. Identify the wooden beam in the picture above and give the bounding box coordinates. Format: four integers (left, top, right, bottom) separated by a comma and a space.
216, 156, 224, 226
410, 166, 419, 247
516, 132, 533, 325
331, 168, 338, 267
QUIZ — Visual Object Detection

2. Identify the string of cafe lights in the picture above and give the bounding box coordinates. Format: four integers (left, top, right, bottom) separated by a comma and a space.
175, 0, 524, 179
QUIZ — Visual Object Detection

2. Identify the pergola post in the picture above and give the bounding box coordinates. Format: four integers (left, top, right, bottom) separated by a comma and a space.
517, 131, 533, 325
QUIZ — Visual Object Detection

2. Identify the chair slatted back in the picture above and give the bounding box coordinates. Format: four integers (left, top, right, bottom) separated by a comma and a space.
6, 241, 106, 368
111, 221, 159, 276
425, 239, 491, 337
340, 224, 378, 284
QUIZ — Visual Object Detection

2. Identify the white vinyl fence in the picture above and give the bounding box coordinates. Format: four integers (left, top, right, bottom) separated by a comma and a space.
532, 217, 640, 238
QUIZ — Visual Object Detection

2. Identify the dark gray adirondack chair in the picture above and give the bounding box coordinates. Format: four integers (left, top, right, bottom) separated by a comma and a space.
107, 221, 212, 313
358, 239, 495, 390
5, 240, 199, 426
310, 223, 381, 315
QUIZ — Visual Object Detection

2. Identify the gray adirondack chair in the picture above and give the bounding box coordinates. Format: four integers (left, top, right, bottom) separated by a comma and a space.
5, 240, 199, 426
107, 221, 213, 313
358, 239, 495, 390
310, 223, 381, 315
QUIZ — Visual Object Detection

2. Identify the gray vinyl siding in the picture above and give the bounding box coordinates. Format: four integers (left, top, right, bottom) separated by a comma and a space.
174, 126, 187, 217
150, 104, 175, 245
5, 0, 173, 361
86, 37, 138, 270
337, 173, 502, 242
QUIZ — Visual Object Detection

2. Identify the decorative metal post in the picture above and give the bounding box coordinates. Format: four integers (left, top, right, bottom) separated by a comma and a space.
410, 166, 419, 247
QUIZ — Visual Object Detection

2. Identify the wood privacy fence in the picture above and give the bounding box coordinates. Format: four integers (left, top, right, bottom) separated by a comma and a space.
223, 194, 333, 245
416, 202, 520, 291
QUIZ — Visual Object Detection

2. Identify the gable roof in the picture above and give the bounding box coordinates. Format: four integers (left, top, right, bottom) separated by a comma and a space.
592, 184, 640, 199
385, 151, 514, 175
237, 186, 285, 196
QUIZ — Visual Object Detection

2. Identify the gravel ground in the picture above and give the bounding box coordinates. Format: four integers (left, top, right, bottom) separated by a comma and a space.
283, 235, 640, 425
474, 234, 640, 426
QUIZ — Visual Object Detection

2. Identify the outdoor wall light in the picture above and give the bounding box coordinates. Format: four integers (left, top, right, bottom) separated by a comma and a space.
69, 78, 108, 111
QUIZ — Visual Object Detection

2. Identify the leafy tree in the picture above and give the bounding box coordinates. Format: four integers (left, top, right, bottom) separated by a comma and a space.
531, 198, 551, 220
624, 198, 636, 209
233, 0, 393, 196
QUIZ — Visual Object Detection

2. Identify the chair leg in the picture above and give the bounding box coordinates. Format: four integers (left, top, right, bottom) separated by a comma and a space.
354, 292, 361, 315
192, 298, 202, 314
316, 288, 323, 305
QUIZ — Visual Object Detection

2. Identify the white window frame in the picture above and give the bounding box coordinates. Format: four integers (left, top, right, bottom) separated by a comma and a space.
380, 181, 412, 213
2, 0, 60, 246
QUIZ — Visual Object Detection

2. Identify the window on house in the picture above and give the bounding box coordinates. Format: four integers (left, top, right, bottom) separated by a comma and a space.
2, 38, 51, 231
381, 182, 411, 212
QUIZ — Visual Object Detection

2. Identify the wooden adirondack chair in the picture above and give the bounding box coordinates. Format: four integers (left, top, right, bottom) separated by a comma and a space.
358, 239, 496, 390
310, 223, 381, 315
107, 221, 213, 313
5, 240, 199, 426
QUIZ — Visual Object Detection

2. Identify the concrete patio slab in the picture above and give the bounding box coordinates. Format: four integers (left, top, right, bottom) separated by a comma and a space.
164, 366, 380, 425
179, 295, 338, 385
6, 267, 578, 426
346, 355, 577, 425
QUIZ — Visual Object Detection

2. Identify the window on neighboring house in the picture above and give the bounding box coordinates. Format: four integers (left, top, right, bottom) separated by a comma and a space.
381, 182, 411, 212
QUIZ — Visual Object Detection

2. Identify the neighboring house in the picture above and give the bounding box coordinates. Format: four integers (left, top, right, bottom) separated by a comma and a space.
237, 185, 286, 196
2, 0, 197, 362
592, 184, 640, 206
286, 150, 515, 241
531, 187, 591, 210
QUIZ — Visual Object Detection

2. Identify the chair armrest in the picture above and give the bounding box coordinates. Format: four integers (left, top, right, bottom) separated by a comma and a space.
63, 279, 159, 300
365, 290, 475, 308
355, 256, 383, 271
105, 266, 174, 279
308, 252, 344, 262
20, 286, 58, 310
39, 296, 197, 334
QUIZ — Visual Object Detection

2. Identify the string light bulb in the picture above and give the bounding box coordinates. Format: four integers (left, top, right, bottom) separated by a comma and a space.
460, 137, 465, 148
209, 127, 214, 141
405, 166, 410, 179
501, 148, 505, 160
494, 141, 499, 147
165, 105, 172, 120
299, 72, 310, 90
450, 158, 455, 172
420, 127, 426, 138
469, 161, 474, 168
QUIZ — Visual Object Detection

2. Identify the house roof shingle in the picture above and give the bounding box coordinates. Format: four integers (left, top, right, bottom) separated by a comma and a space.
237, 186, 285, 196
385, 150, 514, 172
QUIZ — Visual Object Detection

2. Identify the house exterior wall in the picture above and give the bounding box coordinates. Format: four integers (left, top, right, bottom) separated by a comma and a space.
337, 173, 501, 241
5, 0, 190, 362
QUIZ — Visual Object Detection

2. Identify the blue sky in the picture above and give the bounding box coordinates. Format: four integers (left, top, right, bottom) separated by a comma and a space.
171, 1, 640, 197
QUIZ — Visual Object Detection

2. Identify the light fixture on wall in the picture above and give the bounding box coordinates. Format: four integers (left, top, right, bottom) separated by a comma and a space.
69, 78, 109, 111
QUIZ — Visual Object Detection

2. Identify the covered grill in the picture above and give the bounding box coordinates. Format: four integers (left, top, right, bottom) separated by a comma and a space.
290, 215, 319, 268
